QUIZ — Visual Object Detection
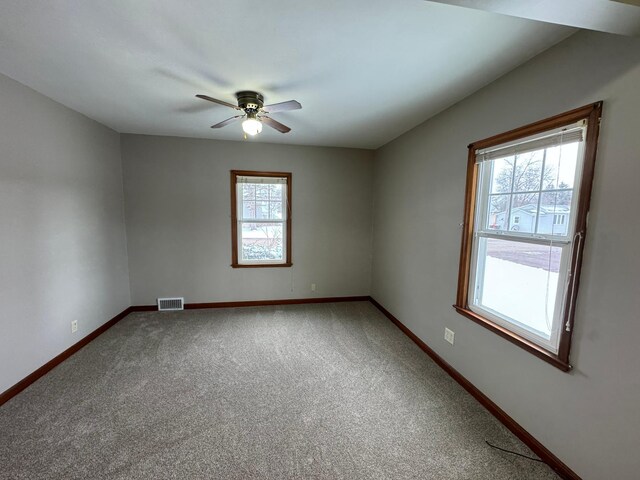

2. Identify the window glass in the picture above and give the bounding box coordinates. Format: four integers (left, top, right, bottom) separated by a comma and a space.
513, 151, 544, 193
231, 172, 291, 267
241, 223, 284, 261
471, 138, 582, 351
475, 237, 562, 340
487, 194, 510, 231
490, 156, 514, 193
456, 104, 601, 369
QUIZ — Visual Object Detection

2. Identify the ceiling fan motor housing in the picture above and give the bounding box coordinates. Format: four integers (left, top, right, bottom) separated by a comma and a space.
236, 91, 264, 113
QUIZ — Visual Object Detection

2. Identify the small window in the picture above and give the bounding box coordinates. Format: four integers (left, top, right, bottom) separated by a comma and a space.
230, 170, 292, 268
455, 103, 602, 370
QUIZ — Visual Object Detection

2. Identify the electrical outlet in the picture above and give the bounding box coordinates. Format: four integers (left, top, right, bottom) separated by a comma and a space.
444, 327, 455, 345
311, 283, 316, 292
71, 320, 78, 333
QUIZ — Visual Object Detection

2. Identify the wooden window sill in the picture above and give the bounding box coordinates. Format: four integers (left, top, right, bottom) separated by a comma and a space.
452, 305, 572, 372
231, 263, 293, 268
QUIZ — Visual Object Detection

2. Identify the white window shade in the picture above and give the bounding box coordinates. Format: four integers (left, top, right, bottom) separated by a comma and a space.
237, 176, 287, 184
476, 127, 584, 163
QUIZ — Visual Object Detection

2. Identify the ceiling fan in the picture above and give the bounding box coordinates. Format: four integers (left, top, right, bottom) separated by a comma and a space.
195, 91, 301, 136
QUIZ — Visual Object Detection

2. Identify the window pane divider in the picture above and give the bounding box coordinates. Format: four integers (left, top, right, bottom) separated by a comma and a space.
490, 187, 573, 196
239, 219, 286, 223
476, 231, 571, 245
533, 149, 547, 233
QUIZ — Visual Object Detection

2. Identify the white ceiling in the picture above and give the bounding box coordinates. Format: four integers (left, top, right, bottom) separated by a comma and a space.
0, 0, 574, 149
429, 0, 640, 36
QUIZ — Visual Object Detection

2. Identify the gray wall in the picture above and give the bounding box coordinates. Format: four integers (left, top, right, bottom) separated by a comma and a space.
371, 30, 640, 480
0, 73, 130, 393
121, 135, 373, 305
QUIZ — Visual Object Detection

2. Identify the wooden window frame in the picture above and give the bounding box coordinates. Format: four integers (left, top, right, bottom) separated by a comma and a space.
230, 170, 292, 268
454, 102, 602, 371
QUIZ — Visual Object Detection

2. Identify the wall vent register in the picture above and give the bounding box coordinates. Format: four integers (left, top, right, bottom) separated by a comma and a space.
157, 297, 185, 311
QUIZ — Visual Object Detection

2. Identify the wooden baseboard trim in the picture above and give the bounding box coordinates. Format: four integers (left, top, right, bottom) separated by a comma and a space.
368, 296, 580, 480
1, 296, 369, 407
132, 296, 371, 312
0, 306, 133, 407
4, 295, 574, 477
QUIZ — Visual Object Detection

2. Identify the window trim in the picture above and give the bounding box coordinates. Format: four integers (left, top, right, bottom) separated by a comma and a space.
230, 170, 292, 268
454, 102, 602, 371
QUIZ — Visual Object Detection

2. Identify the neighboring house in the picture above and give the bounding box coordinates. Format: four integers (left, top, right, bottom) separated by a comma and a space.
494, 204, 570, 236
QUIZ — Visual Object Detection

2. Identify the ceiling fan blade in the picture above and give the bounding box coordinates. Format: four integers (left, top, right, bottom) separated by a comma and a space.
261, 115, 291, 133
196, 94, 241, 110
211, 115, 244, 129
262, 100, 302, 113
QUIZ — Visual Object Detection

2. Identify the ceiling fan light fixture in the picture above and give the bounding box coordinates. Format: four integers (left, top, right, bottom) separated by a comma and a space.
242, 115, 262, 136
197, 91, 300, 134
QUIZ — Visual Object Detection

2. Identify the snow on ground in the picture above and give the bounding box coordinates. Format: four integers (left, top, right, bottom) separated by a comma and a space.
480, 256, 557, 337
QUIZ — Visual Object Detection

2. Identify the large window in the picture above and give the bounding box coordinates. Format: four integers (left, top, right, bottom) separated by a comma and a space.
230, 170, 292, 267
455, 103, 602, 370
